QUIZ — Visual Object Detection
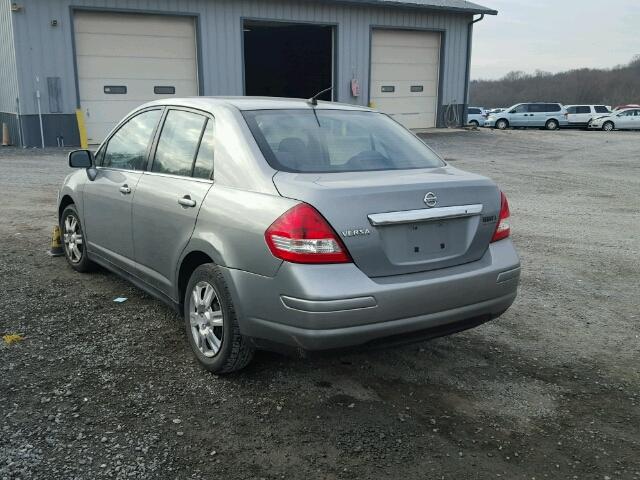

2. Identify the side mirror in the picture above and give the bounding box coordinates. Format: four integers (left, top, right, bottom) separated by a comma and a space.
69, 149, 93, 168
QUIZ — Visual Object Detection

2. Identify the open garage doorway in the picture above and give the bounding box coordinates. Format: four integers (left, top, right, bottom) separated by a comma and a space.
243, 21, 335, 101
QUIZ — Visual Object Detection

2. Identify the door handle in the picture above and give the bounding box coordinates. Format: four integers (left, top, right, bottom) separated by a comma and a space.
178, 195, 196, 208
119, 184, 131, 195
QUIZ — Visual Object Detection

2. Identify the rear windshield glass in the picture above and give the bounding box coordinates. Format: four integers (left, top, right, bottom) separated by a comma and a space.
242, 109, 445, 173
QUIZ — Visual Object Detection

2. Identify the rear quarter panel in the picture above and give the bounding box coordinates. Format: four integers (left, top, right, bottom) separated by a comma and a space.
183, 185, 298, 278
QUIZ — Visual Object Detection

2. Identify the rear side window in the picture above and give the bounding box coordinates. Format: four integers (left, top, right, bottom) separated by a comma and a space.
242, 109, 444, 173
193, 120, 214, 179
595, 106, 610, 113
468, 108, 481, 114
545, 103, 561, 112
152, 110, 207, 176
103, 109, 162, 170
575, 106, 591, 114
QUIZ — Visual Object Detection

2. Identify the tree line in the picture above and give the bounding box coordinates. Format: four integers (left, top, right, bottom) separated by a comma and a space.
469, 56, 640, 108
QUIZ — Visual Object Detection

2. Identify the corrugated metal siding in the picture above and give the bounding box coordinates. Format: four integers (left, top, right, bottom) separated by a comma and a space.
0, 0, 19, 113
14, 0, 471, 116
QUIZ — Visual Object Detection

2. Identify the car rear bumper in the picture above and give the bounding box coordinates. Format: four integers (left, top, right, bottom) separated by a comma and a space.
222, 239, 520, 351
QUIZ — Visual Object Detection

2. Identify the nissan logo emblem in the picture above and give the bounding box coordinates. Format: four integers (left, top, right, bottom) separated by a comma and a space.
423, 192, 437, 208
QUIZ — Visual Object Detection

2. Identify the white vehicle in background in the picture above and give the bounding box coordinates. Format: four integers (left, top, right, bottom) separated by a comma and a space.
589, 108, 640, 131
484, 103, 568, 130
565, 105, 611, 128
466, 107, 486, 127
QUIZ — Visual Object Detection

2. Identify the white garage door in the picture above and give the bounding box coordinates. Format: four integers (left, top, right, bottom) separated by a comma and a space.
370, 29, 440, 129
74, 11, 198, 143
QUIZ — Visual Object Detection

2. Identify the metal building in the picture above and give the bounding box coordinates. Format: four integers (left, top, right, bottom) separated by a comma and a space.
0, 0, 495, 147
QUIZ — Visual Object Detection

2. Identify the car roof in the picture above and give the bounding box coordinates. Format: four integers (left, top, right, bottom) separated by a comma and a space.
142, 96, 374, 112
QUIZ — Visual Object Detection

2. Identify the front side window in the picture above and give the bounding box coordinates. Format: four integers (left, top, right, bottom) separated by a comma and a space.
511, 104, 529, 113
152, 110, 207, 176
103, 109, 162, 170
242, 109, 444, 173
595, 106, 610, 113
566, 106, 577, 114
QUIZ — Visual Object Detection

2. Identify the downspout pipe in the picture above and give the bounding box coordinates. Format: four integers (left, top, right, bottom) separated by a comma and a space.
462, 14, 485, 126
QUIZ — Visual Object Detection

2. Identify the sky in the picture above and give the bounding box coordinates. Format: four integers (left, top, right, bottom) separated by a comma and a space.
471, 0, 640, 80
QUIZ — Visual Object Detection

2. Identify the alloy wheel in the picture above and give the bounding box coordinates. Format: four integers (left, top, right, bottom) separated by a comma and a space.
603, 122, 614, 132
63, 214, 83, 263
189, 281, 224, 357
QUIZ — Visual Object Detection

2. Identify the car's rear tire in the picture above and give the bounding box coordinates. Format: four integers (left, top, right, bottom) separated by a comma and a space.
495, 119, 509, 130
545, 119, 559, 131
184, 263, 254, 374
469, 120, 479, 128
602, 121, 615, 132
60, 204, 94, 273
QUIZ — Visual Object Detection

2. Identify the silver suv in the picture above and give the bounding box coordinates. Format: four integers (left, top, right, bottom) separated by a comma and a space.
58, 97, 520, 373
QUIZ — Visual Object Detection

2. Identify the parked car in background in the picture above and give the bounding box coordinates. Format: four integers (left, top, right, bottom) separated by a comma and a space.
57, 97, 520, 373
467, 107, 486, 127
486, 108, 506, 116
565, 105, 611, 128
613, 104, 640, 111
589, 108, 640, 131
484, 103, 568, 130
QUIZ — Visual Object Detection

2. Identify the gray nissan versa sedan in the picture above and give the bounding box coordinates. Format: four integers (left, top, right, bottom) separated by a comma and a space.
58, 97, 520, 373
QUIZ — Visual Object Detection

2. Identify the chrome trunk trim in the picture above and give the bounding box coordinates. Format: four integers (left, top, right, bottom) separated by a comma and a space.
368, 204, 483, 226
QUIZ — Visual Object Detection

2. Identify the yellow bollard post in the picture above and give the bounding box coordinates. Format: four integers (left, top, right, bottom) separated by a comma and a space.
75, 109, 88, 149
48, 225, 65, 257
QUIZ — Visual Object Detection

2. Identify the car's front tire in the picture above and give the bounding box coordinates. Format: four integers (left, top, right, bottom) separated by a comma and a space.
60, 204, 94, 273
545, 119, 559, 131
184, 264, 254, 374
495, 119, 509, 130
602, 121, 615, 132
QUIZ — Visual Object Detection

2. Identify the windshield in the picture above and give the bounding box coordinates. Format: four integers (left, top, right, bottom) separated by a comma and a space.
242, 109, 445, 173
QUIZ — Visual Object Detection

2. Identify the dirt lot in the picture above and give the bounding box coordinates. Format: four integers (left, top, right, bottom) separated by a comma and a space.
1, 129, 639, 480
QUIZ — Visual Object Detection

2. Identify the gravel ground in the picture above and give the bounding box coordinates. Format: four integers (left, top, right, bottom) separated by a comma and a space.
1, 129, 639, 480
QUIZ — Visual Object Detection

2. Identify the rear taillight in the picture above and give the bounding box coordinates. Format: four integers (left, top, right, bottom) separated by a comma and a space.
265, 203, 352, 264
491, 191, 511, 242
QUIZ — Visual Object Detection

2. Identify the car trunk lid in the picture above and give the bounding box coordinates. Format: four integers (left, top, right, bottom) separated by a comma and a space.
273, 167, 501, 277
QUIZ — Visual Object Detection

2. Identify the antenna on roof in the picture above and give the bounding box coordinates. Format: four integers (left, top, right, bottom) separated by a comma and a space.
307, 86, 333, 106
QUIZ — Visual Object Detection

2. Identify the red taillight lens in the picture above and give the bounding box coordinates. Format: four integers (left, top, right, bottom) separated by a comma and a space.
491, 191, 511, 243
265, 203, 352, 264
